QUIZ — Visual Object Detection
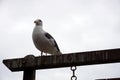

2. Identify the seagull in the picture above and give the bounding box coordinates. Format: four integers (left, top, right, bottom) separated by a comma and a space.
32, 19, 62, 56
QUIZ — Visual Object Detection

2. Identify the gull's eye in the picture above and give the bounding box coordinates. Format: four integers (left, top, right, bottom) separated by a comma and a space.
38, 20, 41, 22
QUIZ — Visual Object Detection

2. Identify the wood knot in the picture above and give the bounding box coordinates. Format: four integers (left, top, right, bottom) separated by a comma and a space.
22, 55, 35, 68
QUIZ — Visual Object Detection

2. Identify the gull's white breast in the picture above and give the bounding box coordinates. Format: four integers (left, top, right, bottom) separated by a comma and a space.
32, 26, 61, 54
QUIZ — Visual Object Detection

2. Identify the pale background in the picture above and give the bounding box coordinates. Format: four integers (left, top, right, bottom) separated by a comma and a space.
0, 0, 120, 80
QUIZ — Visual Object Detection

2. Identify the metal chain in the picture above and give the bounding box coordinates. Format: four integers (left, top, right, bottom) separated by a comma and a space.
70, 66, 77, 80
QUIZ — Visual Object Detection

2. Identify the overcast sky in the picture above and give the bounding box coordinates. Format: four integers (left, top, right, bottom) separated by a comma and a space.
0, 0, 120, 80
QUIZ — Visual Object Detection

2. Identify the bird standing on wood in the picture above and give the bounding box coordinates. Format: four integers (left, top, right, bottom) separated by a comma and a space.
32, 19, 62, 56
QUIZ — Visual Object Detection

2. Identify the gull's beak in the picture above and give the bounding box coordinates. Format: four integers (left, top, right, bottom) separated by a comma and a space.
34, 21, 37, 23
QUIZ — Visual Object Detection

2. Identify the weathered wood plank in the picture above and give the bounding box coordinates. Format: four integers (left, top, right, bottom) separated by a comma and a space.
96, 78, 120, 80
3, 48, 120, 72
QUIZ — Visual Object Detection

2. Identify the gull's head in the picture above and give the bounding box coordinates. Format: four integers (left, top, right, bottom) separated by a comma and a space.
34, 19, 42, 26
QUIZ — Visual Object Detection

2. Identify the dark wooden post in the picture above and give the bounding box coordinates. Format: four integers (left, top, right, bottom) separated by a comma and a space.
23, 70, 36, 80
23, 55, 36, 80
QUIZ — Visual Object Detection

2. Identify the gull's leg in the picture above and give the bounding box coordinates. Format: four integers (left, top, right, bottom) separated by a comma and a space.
45, 53, 47, 56
41, 52, 43, 56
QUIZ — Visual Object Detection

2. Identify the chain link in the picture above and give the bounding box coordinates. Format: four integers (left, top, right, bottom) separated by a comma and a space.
70, 66, 77, 80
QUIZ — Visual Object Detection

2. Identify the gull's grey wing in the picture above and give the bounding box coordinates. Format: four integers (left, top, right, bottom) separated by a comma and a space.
45, 32, 60, 52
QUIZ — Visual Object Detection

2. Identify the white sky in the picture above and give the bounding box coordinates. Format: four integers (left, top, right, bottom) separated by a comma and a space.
0, 0, 120, 80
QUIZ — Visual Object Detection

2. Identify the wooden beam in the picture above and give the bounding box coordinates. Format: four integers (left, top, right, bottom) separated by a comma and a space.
3, 48, 120, 72
96, 78, 120, 80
